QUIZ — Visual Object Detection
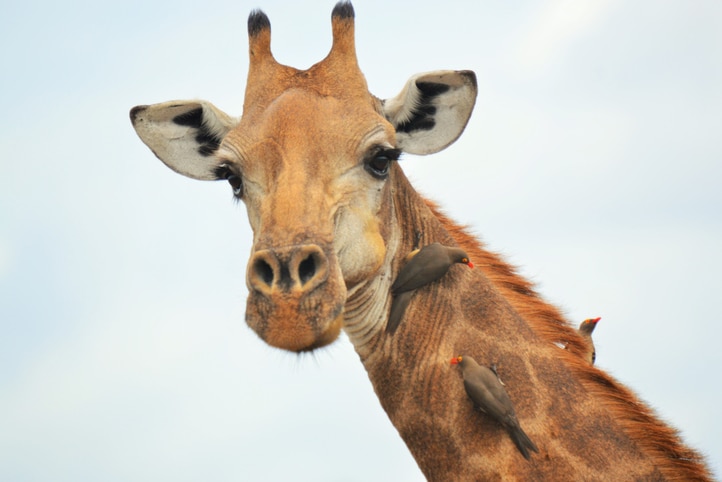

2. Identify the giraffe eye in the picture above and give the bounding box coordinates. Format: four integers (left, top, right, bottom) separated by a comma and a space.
364, 147, 400, 180
214, 164, 244, 199
228, 175, 243, 198
368, 155, 390, 177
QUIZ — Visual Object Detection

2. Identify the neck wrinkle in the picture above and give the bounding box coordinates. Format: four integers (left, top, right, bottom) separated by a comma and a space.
341, 165, 453, 360
342, 194, 401, 356
341, 264, 390, 353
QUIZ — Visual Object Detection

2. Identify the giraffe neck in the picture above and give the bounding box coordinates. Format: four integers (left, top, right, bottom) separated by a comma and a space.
340, 166, 710, 480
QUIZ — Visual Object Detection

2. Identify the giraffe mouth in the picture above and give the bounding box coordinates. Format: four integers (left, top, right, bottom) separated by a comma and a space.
245, 289, 346, 352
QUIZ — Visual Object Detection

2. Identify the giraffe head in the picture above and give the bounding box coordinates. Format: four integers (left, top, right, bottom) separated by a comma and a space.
130, 2, 477, 352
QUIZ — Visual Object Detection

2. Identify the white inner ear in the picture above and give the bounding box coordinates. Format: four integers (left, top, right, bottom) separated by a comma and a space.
383, 83, 422, 128
130, 100, 239, 180
382, 70, 477, 156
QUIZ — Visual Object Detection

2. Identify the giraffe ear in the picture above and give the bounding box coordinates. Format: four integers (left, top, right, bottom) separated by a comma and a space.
382, 70, 477, 155
130, 100, 239, 180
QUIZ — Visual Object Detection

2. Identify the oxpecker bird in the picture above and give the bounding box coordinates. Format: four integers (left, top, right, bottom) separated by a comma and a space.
386, 243, 473, 333
450, 355, 539, 460
578, 317, 601, 364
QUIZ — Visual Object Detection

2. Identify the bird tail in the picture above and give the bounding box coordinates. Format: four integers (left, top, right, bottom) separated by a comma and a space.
510, 427, 539, 461
386, 291, 413, 334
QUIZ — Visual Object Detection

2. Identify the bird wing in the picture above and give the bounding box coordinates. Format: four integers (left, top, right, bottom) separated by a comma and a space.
462, 368, 516, 422
391, 244, 448, 293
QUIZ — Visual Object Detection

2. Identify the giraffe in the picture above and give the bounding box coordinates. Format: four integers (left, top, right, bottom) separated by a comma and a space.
129, 3, 712, 480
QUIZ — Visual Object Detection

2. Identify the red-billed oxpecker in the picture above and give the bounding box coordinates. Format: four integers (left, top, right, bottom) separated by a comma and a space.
578, 317, 601, 365
451, 355, 539, 460
386, 243, 473, 333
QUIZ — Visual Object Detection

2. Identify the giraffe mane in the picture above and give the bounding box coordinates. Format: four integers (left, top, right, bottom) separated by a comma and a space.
425, 198, 712, 481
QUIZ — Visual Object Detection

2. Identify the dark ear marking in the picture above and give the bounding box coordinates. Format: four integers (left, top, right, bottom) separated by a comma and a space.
332, 1, 355, 20
394, 82, 451, 134
195, 132, 221, 156
172, 107, 203, 128
417, 82, 451, 97
248, 9, 271, 36
172, 107, 222, 157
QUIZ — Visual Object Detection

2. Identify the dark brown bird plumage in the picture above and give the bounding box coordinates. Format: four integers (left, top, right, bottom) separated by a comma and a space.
386, 243, 473, 333
578, 317, 601, 364
451, 355, 539, 460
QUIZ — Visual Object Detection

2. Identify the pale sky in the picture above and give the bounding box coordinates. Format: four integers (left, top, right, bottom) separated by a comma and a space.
1, 0, 721, 480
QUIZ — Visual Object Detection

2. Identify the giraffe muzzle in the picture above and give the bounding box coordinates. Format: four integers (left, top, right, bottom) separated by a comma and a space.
245, 243, 346, 352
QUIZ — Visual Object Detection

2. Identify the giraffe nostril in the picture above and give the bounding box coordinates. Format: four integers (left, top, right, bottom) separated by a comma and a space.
298, 254, 317, 285
254, 258, 274, 286
248, 245, 328, 293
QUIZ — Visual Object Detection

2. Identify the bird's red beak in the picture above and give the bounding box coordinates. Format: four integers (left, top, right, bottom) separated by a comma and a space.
466, 261, 474, 269
450, 356, 460, 365
592, 317, 601, 323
